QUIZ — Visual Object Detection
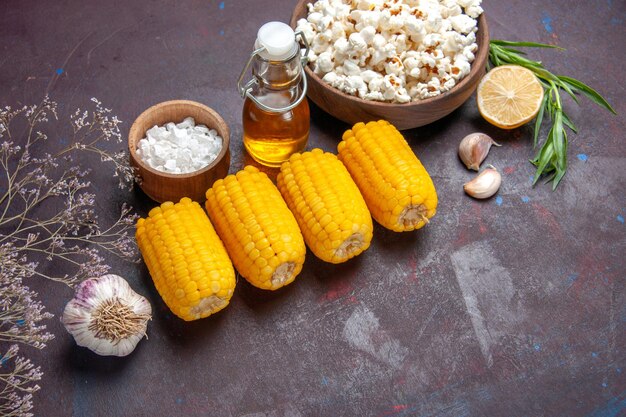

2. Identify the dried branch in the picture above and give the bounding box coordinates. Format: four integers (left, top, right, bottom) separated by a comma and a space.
0, 96, 139, 416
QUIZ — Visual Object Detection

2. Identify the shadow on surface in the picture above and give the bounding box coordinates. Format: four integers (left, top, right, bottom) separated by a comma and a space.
309, 100, 349, 147
131, 183, 159, 216
372, 222, 423, 256
308, 254, 363, 284
236, 273, 299, 312
65, 343, 135, 374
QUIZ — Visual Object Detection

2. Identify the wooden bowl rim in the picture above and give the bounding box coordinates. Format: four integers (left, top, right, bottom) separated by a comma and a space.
289, 2, 489, 109
128, 99, 230, 180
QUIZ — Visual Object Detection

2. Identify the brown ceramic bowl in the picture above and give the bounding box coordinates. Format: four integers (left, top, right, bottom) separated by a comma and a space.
290, 1, 489, 130
128, 100, 230, 203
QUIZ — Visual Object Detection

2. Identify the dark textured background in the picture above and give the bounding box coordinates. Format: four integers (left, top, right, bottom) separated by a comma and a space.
1, 0, 625, 416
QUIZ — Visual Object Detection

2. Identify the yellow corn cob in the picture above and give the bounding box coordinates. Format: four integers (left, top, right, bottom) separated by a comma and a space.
135, 197, 235, 321
205, 166, 306, 290
277, 149, 373, 263
338, 120, 438, 232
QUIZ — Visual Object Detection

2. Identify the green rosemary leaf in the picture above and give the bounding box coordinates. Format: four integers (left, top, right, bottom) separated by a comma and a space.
561, 109, 578, 133
491, 39, 564, 50
491, 53, 501, 67
552, 170, 566, 190
534, 93, 549, 147
532, 134, 555, 184
556, 80, 579, 103
528, 66, 561, 83
553, 129, 568, 190
546, 88, 558, 119
534, 101, 568, 188
560, 129, 568, 172
558, 75, 617, 114
552, 111, 566, 171
495, 45, 529, 57
498, 50, 544, 69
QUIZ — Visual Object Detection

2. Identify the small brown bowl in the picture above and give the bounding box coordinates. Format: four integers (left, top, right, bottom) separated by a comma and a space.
290, 1, 489, 130
128, 100, 230, 203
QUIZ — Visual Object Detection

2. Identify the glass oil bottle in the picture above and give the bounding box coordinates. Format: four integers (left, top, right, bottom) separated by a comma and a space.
238, 22, 310, 167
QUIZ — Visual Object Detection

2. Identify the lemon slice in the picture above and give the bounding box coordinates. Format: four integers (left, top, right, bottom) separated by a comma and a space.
477, 65, 545, 129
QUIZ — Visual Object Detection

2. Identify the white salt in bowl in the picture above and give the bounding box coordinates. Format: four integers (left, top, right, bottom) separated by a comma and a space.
128, 100, 230, 203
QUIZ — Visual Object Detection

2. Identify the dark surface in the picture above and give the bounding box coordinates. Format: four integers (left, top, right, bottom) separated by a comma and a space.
1, 0, 625, 416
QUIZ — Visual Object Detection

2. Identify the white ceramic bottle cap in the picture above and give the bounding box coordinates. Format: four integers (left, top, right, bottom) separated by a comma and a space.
257, 21, 297, 59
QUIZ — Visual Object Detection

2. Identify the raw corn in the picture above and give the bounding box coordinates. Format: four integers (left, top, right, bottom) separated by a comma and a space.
338, 120, 438, 232
136, 197, 235, 321
277, 149, 373, 263
205, 166, 306, 290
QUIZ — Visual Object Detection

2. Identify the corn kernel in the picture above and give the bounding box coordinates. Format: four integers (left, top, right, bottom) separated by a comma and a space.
136, 198, 236, 321
277, 149, 373, 263
338, 120, 438, 232
205, 166, 306, 290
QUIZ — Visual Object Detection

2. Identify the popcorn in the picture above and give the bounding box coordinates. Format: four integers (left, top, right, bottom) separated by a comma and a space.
341, 59, 361, 76
331, 24, 346, 42
354, 11, 381, 29
457, 0, 484, 18
348, 32, 368, 53
364, 91, 385, 101
368, 76, 384, 92
372, 33, 387, 50
382, 75, 412, 103
333, 37, 351, 57
450, 14, 476, 34
443, 77, 456, 90
359, 26, 377, 44
405, 16, 425, 40
369, 42, 396, 67
296, 0, 482, 103
465, 5, 483, 19
296, 18, 316, 44
307, 12, 323, 27
462, 46, 475, 61
384, 56, 404, 77
315, 51, 334, 74
423, 33, 443, 48
442, 31, 464, 55
451, 57, 471, 79
361, 69, 383, 84
345, 75, 368, 97
425, 9, 443, 33
322, 71, 340, 86
441, 2, 463, 18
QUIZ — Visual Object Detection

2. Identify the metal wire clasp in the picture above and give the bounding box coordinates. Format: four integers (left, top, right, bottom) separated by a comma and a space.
237, 31, 310, 113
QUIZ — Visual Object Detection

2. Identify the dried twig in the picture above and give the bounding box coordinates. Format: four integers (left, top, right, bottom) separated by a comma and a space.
0, 96, 138, 416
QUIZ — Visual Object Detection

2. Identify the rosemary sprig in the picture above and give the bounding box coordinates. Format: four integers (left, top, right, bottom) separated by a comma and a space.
488, 40, 616, 189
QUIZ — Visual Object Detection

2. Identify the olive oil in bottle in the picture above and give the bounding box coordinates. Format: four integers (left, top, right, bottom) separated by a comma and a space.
242, 91, 309, 167
238, 22, 310, 167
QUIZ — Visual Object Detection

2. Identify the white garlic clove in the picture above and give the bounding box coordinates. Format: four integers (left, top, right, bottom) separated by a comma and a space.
463, 165, 502, 199
458, 132, 501, 171
61, 274, 152, 357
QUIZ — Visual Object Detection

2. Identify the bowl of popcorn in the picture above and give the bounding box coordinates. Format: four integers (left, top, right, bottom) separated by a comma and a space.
291, 0, 489, 130
128, 100, 230, 203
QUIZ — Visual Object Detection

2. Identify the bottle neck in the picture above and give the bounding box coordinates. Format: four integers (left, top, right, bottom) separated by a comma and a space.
252, 50, 303, 90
